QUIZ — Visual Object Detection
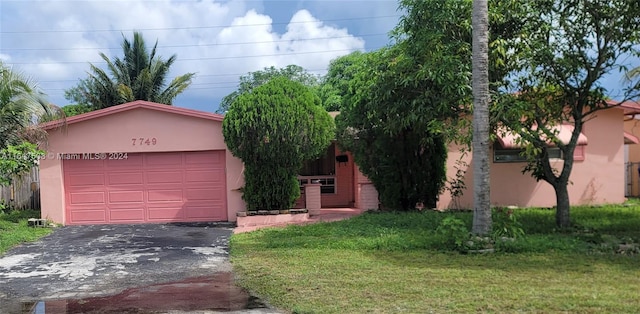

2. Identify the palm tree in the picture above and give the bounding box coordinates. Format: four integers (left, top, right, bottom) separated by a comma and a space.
0, 61, 59, 149
627, 66, 640, 80
471, 0, 492, 235
66, 32, 195, 109
625, 66, 640, 100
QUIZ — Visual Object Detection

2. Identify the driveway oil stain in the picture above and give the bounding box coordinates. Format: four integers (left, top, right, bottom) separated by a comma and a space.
19, 273, 270, 313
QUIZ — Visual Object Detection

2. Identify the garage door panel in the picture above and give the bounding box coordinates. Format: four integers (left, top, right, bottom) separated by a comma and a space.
109, 208, 145, 221
146, 153, 182, 166
185, 205, 224, 219
65, 150, 227, 224
185, 169, 223, 183
108, 172, 144, 185
148, 206, 183, 220
148, 189, 183, 202
65, 159, 105, 171
146, 171, 183, 184
69, 208, 107, 223
109, 190, 144, 203
67, 173, 105, 186
186, 151, 222, 165
186, 187, 224, 201
69, 191, 106, 205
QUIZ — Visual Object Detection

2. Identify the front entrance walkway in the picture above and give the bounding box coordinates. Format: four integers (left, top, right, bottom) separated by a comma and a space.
234, 208, 365, 233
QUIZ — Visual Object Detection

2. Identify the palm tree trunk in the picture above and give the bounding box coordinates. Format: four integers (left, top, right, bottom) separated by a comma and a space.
471, 0, 492, 235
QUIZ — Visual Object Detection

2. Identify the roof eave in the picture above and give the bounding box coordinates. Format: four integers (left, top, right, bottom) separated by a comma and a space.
41, 100, 224, 131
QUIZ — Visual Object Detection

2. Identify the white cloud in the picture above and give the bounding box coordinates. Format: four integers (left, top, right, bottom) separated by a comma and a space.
0, 0, 377, 111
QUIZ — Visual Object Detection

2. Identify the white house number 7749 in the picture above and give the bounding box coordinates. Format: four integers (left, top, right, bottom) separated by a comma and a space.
132, 138, 157, 146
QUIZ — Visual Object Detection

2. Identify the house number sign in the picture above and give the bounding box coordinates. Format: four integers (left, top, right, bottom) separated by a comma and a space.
131, 137, 157, 146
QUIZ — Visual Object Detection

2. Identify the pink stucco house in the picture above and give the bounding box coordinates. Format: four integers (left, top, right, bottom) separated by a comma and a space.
438, 101, 640, 209
40, 101, 244, 225
39, 100, 639, 225
39, 100, 375, 225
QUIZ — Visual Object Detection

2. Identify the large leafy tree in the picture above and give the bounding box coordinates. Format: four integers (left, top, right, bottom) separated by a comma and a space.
217, 65, 320, 113
319, 51, 366, 112
493, 0, 640, 228
222, 77, 334, 211
39, 103, 94, 123
0, 61, 60, 149
472, 0, 491, 234
330, 49, 447, 210
334, 0, 525, 211
335, 47, 451, 211
65, 32, 194, 109
60, 103, 93, 117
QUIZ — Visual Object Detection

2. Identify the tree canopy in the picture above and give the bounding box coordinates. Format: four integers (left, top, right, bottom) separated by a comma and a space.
332, 0, 526, 211
319, 51, 366, 112
65, 32, 194, 109
492, 0, 640, 228
334, 46, 451, 210
0, 142, 44, 187
217, 65, 320, 114
223, 77, 334, 210
0, 61, 60, 149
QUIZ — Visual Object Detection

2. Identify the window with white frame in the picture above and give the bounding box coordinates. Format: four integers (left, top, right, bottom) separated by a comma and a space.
299, 142, 337, 194
493, 146, 562, 163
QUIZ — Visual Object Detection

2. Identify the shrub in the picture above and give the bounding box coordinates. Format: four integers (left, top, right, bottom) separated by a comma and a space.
436, 216, 470, 251
0, 142, 44, 186
492, 207, 525, 239
223, 77, 334, 210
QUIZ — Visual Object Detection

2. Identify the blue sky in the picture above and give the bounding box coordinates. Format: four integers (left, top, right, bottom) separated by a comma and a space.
0, 0, 400, 112
0, 0, 637, 113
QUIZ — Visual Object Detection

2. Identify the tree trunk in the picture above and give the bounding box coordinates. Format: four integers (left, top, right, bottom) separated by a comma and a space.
554, 181, 571, 228
471, 0, 491, 235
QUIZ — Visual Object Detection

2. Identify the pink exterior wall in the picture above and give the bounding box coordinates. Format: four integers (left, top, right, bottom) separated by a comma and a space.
41, 102, 245, 224
624, 117, 640, 196
295, 146, 355, 209
438, 109, 626, 209
304, 183, 322, 212
321, 148, 354, 207
353, 165, 379, 210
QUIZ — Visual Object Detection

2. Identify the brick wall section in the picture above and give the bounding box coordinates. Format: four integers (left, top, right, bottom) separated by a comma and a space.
304, 183, 322, 210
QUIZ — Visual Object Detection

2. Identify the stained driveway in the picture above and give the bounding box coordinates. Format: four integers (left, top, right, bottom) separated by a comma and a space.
0, 223, 274, 313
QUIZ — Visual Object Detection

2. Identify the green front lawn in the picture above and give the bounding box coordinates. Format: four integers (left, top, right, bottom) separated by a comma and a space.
0, 210, 52, 255
230, 205, 640, 313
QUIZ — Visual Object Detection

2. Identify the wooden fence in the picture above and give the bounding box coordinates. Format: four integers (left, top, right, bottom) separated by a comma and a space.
0, 166, 40, 210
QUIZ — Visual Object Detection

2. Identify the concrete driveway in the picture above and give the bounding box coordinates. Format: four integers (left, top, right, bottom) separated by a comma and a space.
0, 223, 276, 313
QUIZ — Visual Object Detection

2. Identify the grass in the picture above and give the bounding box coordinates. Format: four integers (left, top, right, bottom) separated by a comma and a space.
230, 204, 640, 313
0, 209, 52, 255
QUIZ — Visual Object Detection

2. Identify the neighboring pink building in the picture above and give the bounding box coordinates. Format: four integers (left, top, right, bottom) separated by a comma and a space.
438, 102, 640, 209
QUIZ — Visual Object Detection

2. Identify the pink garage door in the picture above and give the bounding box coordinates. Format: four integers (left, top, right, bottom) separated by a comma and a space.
64, 151, 227, 225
